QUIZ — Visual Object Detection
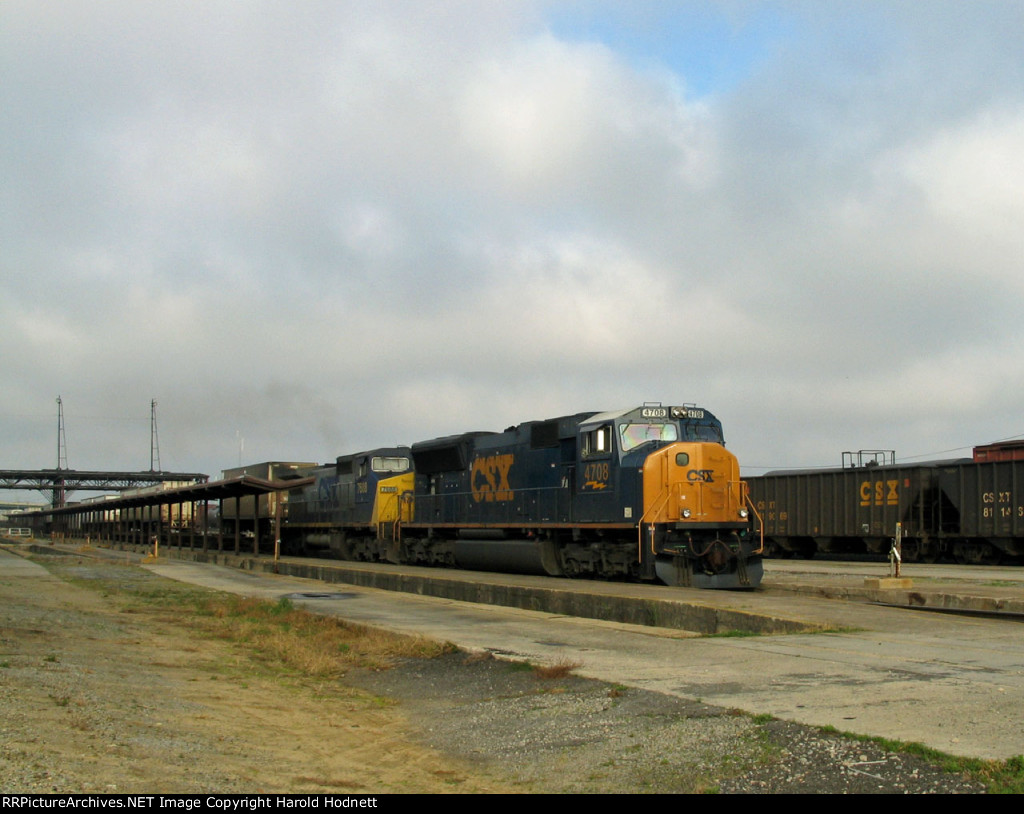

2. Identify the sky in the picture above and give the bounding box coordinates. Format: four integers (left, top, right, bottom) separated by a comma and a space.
3, 1, 1024, 505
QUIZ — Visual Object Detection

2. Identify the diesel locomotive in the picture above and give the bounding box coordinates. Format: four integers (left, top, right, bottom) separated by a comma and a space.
747, 443, 1024, 564
284, 404, 763, 589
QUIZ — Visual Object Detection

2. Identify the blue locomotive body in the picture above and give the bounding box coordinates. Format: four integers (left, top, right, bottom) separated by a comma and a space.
284, 405, 762, 589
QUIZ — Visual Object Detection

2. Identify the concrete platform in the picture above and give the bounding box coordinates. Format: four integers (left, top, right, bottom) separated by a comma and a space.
15, 539, 1024, 630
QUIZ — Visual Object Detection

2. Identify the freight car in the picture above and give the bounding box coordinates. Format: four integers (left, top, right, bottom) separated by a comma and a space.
747, 445, 1024, 564
284, 404, 763, 589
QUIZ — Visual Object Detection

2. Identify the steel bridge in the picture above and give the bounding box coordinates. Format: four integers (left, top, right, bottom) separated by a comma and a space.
0, 469, 209, 507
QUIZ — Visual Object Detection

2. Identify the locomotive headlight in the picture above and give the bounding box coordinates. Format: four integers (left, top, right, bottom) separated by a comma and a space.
738, 508, 749, 519
681, 508, 692, 518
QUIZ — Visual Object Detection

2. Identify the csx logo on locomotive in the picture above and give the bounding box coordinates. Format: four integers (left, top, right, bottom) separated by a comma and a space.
687, 469, 715, 483
471, 453, 514, 502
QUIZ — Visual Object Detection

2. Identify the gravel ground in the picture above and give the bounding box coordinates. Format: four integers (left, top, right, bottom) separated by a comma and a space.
0, 549, 991, 794
349, 650, 989, 793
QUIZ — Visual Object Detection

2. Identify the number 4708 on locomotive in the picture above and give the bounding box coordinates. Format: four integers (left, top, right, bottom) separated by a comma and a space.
285, 404, 764, 590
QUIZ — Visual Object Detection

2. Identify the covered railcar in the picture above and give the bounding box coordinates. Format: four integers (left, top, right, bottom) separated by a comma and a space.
934, 459, 1024, 563
747, 449, 1024, 563
747, 462, 947, 561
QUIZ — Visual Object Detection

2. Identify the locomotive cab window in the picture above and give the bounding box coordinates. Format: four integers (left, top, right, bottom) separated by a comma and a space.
619, 422, 678, 453
684, 424, 723, 443
371, 456, 410, 473
583, 425, 612, 457
676, 452, 690, 466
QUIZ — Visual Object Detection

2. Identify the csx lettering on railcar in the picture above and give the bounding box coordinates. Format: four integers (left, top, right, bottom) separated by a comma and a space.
859, 480, 899, 506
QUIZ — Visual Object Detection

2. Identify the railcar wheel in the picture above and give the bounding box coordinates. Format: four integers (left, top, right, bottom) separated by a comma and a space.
900, 540, 920, 563
765, 540, 793, 559
953, 541, 1003, 565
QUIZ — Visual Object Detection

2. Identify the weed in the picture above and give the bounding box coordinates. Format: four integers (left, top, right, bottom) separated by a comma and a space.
270, 596, 295, 615
532, 657, 582, 680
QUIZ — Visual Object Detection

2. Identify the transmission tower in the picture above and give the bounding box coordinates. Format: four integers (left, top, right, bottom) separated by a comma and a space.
53, 396, 69, 508
56, 396, 68, 470
150, 399, 162, 472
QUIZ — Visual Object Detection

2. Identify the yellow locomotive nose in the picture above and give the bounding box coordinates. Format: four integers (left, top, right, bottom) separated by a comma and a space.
641, 442, 748, 525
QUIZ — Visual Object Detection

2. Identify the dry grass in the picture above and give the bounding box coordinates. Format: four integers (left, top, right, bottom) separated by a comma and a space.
40, 557, 455, 681
188, 595, 453, 676
532, 656, 583, 680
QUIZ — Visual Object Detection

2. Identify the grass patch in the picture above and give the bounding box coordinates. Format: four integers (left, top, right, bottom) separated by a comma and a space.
817, 725, 1024, 793
29, 556, 455, 680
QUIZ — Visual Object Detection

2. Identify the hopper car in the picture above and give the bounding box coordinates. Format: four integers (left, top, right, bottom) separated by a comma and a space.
747, 443, 1024, 564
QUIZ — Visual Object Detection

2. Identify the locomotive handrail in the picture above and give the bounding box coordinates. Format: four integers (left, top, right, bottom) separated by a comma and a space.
637, 484, 674, 558
742, 485, 765, 555
725, 478, 763, 555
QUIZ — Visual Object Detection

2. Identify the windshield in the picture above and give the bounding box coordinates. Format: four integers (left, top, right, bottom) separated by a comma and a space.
371, 456, 410, 473
685, 424, 723, 443
618, 423, 679, 453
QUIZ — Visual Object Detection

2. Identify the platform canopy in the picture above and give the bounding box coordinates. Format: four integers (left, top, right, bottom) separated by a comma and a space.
20, 474, 313, 520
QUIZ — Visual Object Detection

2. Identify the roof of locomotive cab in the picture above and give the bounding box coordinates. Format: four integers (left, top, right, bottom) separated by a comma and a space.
410, 431, 497, 452
335, 445, 412, 466
579, 405, 716, 429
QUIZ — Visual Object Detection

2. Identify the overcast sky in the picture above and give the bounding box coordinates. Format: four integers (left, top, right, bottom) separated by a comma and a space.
3, 1, 1024, 504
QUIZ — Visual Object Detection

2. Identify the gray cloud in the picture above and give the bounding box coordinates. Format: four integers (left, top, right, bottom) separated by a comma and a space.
3, 1, 1024, 506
